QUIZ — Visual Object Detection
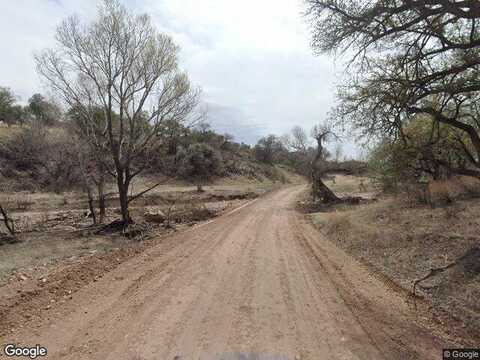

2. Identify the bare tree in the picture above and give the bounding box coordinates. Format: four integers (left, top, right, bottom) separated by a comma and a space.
290, 125, 309, 154
74, 136, 107, 225
69, 105, 112, 223
35, 0, 199, 225
311, 124, 340, 203
333, 142, 343, 163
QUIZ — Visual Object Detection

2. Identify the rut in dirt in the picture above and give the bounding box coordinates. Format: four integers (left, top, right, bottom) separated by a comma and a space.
6, 186, 452, 360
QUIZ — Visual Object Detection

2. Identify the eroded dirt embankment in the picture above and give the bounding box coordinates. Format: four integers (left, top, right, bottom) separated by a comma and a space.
309, 174, 480, 343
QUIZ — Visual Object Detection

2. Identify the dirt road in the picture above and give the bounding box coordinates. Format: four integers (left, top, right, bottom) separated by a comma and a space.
8, 186, 452, 359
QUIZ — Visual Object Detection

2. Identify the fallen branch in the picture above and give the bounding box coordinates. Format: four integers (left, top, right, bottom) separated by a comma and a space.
412, 262, 458, 298
128, 178, 176, 205
128, 182, 163, 204
0, 205, 15, 236
411, 246, 480, 300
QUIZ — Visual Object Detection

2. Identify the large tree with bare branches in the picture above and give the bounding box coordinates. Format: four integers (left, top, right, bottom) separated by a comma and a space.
35, 0, 199, 224
305, 0, 480, 178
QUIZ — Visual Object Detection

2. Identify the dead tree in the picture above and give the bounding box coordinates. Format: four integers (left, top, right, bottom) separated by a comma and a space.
311, 125, 341, 203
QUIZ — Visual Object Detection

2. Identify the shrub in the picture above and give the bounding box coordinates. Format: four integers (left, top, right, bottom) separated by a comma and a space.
368, 115, 471, 194
0, 124, 81, 192
177, 143, 224, 191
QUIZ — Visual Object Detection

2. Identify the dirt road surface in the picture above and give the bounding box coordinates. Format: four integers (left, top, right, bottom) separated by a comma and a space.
7, 186, 453, 359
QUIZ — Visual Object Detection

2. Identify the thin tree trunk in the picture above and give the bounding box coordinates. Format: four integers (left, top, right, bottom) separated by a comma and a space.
117, 174, 131, 225
86, 188, 97, 225
0, 205, 15, 236
97, 180, 106, 224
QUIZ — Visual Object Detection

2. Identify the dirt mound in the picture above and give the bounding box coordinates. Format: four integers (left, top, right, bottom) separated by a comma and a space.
0, 232, 162, 338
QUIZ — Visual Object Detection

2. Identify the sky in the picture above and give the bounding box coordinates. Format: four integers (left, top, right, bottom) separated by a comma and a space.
0, 0, 360, 156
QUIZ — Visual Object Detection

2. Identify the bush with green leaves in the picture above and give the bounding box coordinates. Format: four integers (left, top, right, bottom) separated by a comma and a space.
368, 115, 471, 192
177, 143, 224, 191
28, 94, 62, 126
0, 87, 31, 126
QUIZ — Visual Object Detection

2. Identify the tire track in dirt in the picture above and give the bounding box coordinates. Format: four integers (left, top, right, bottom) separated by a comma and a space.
292, 213, 452, 359
89, 209, 259, 360
6, 186, 455, 360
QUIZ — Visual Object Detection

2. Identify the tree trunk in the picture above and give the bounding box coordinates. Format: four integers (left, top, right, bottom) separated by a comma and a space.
117, 176, 131, 225
197, 184, 204, 192
311, 135, 341, 204
0, 205, 15, 236
86, 189, 97, 225
97, 180, 106, 224
312, 173, 340, 203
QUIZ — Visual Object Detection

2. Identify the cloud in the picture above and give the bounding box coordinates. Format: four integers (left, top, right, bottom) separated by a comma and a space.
0, 0, 360, 155
205, 102, 266, 145
0, 0, 98, 101
141, 0, 341, 141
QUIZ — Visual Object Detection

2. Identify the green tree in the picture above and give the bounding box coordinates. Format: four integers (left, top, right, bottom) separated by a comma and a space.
28, 94, 61, 126
178, 143, 224, 192
369, 115, 471, 192
0, 87, 19, 126
254, 135, 285, 164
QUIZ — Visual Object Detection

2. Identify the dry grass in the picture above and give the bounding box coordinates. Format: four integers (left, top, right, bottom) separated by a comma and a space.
0, 124, 23, 140
324, 173, 378, 197
0, 175, 282, 284
310, 184, 480, 335
427, 176, 480, 205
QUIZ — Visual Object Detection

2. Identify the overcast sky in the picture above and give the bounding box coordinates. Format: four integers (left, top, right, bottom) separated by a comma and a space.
0, 0, 360, 156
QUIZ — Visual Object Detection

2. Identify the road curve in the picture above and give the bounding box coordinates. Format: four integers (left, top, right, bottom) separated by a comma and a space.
9, 186, 450, 359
